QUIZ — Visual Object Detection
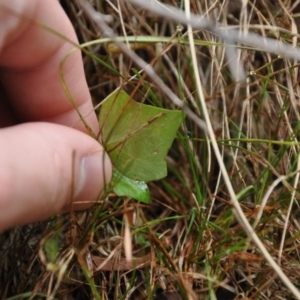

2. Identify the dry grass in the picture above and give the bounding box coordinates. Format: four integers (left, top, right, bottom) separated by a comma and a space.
2, 0, 300, 299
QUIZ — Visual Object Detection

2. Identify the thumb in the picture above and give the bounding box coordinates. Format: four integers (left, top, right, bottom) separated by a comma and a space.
0, 122, 112, 231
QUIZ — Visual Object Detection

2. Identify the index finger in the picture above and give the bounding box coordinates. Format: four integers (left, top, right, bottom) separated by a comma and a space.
0, 0, 98, 134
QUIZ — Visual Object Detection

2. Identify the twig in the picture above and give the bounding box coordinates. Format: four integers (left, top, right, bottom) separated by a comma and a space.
128, 0, 300, 62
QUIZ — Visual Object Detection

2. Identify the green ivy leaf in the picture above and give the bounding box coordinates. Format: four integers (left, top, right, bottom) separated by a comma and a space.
112, 169, 150, 203
99, 90, 184, 182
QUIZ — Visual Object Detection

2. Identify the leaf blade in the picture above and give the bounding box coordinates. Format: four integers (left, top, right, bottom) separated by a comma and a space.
112, 169, 150, 203
99, 90, 184, 181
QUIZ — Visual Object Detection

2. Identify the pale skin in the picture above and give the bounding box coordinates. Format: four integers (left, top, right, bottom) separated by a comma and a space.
0, 0, 112, 231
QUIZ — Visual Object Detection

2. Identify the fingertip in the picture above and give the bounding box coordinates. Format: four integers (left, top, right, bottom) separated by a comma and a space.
71, 148, 112, 210
0, 122, 112, 231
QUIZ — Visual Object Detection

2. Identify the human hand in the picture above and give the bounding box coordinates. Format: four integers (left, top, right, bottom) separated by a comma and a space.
0, 0, 112, 231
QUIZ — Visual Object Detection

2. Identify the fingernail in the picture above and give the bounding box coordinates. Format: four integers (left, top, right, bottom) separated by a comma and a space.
74, 150, 112, 207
